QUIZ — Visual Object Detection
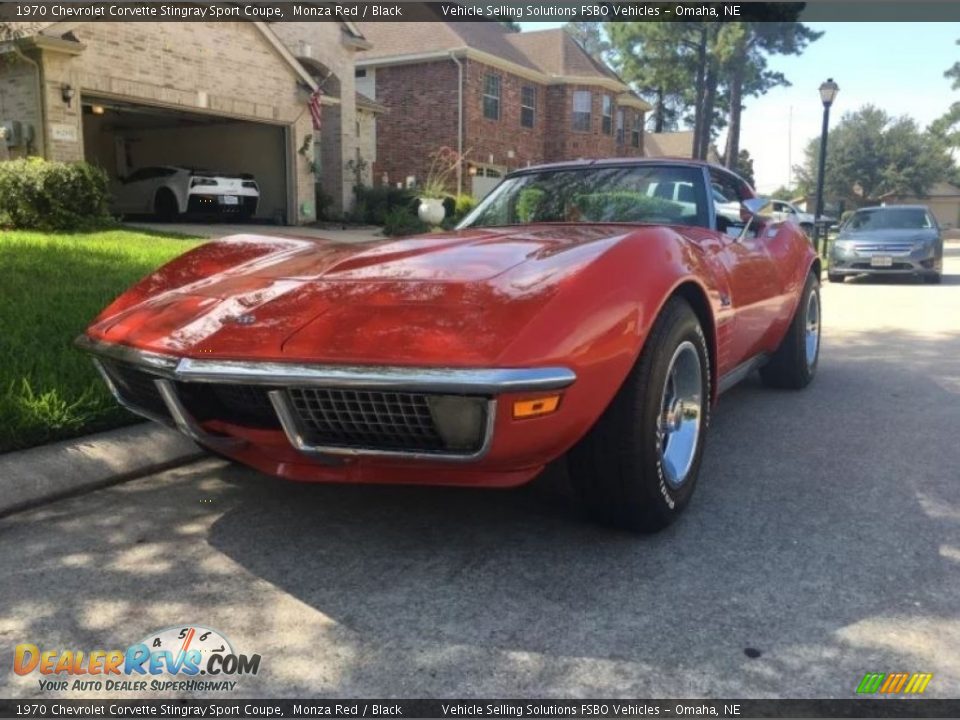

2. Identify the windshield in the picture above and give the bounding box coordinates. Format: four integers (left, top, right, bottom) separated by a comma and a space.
843, 207, 934, 231
458, 165, 709, 229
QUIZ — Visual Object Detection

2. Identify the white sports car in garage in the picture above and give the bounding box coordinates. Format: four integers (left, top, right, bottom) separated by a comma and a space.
112, 166, 259, 220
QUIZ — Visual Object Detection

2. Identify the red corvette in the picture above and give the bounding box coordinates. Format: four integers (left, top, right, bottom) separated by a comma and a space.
78, 159, 820, 531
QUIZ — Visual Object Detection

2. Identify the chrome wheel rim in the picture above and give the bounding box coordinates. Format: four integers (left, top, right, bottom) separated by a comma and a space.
805, 290, 820, 367
658, 341, 703, 489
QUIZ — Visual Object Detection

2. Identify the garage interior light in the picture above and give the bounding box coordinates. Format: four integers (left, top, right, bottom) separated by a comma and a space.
91, 105, 105, 115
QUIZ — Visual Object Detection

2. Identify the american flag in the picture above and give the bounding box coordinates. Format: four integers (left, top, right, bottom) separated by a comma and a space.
308, 88, 323, 131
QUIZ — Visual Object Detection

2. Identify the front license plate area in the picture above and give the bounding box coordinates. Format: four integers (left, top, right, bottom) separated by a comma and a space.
870, 255, 893, 267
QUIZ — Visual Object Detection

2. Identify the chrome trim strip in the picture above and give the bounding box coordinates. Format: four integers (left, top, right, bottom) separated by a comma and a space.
75, 335, 577, 393
77, 335, 570, 463
154, 379, 246, 451
268, 390, 498, 463
76, 335, 179, 374
717, 353, 770, 394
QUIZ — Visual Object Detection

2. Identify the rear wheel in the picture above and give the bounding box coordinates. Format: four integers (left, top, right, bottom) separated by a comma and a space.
154, 189, 179, 222
568, 297, 710, 532
759, 271, 820, 389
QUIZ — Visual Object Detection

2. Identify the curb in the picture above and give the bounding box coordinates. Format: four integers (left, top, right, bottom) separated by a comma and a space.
0, 423, 206, 518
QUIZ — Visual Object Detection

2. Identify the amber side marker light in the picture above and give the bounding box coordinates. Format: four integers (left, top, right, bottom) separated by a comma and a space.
513, 395, 561, 419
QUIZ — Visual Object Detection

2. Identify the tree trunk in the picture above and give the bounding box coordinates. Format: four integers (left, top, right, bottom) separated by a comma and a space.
655, 85, 665, 133
692, 25, 708, 160
723, 41, 747, 168
698, 53, 719, 160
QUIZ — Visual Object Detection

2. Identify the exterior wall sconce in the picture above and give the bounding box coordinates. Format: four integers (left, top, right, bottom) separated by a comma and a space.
61, 83, 75, 106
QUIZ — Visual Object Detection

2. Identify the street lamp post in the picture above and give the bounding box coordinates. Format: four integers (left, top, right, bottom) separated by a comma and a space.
813, 78, 839, 257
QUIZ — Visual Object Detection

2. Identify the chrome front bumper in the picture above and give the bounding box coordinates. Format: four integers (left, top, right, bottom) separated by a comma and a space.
75, 335, 576, 463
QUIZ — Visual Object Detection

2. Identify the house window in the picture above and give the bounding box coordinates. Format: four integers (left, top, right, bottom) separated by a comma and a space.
602, 95, 613, 135
631, 113, 642, 148
521, 85, 536, 128
572, 90, 591, 132
616, 109, 625, 144
355, 69, 367, 78
483, 73, 501, 120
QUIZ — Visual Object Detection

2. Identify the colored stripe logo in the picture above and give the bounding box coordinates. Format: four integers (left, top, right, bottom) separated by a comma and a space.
856, 672, 933, 694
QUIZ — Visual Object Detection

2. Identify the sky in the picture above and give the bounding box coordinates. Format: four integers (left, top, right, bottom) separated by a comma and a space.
519, 21, 960, 193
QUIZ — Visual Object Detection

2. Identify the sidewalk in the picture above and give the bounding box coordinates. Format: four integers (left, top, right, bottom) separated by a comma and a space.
125, 221, 384, 243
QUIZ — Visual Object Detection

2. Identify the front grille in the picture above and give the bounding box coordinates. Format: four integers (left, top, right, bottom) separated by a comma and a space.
853, 243, 913, 254
176, 382, 280, 429
851, 262, 914, 271
287, 388, 454, 453
100, 360, 170, 419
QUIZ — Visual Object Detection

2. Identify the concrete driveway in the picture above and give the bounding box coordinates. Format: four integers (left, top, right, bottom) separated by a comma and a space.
2, 247, 959, 700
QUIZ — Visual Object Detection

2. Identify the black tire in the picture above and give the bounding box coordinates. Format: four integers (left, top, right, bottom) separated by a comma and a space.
568, 297, 711, 533
923, 273, 942, 285
827, 272, 844, 283
154, 189, 179, 221
759, 272, 820, 390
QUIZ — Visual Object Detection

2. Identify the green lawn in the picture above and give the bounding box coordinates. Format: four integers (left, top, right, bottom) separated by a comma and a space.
1, 228, 203, 453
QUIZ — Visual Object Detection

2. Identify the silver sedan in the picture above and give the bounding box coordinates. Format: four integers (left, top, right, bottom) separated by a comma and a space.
828, 205, 943, 284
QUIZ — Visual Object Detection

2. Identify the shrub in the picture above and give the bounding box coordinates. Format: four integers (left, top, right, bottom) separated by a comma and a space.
452, 194, 476, 222
353, 184, 416, 225
0, 158, 111, 230
315, 183, 336, 221
382, 206, 428, 237
516, 187, 546, 223
572, 192, 681, 222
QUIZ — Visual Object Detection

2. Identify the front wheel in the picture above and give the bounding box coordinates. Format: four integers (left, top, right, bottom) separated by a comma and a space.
568, 297, 711, 532
759, 272, 820, 389
923, 273, 942, 285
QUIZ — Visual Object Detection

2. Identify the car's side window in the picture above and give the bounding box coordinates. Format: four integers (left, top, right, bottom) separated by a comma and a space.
709, 170, 749, 233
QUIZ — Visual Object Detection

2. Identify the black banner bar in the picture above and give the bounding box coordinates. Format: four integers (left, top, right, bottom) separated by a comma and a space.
3, 1, 960, 23
2, 699, 960, 719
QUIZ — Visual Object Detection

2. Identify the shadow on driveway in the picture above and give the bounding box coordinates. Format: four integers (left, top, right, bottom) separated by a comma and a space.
1, 328, 958, 697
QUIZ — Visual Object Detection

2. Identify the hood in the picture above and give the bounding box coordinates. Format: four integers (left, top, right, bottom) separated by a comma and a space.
91, 225, 629, 366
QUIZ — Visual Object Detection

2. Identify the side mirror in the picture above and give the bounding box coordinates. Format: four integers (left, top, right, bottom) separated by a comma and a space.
741, 197, 772, 220
735, 198, 772, 241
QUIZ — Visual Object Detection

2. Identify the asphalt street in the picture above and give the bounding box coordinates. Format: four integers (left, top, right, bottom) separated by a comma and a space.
2, 247, 959, 700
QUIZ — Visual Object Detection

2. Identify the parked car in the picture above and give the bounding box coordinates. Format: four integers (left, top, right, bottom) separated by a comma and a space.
77, 159, 820, 532
828, 204, 943, 284
112, 166, 259, 220
764, 198, 823, 235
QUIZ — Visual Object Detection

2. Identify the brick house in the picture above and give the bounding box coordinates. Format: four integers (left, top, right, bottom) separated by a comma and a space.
0, 20, 381, 221
355, 23, 651, 198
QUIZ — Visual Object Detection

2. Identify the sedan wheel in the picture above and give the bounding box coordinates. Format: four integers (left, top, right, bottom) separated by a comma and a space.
568, 297, 710, 532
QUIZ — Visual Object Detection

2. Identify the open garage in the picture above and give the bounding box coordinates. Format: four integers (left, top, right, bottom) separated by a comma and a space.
81, 96, 290, 222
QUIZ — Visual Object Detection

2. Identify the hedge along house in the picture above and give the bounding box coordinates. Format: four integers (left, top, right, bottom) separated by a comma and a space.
0, 19, 372, 222
355, 23, 651, 199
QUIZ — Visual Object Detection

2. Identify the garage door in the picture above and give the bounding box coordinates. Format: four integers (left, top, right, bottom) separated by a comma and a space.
81, 97, 289, 222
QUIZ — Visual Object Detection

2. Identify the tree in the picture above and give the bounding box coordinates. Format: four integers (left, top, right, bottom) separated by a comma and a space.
930, 37, 960, 182
732, 149, 756, 187
721, 15, 821, 170
565, 22, 610, 64
768, 184, 800, 200
608, 22, 716, 147
794, 105, 955, 202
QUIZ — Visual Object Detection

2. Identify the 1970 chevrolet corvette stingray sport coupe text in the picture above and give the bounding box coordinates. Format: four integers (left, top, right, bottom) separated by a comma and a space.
77, 159, 821, 532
